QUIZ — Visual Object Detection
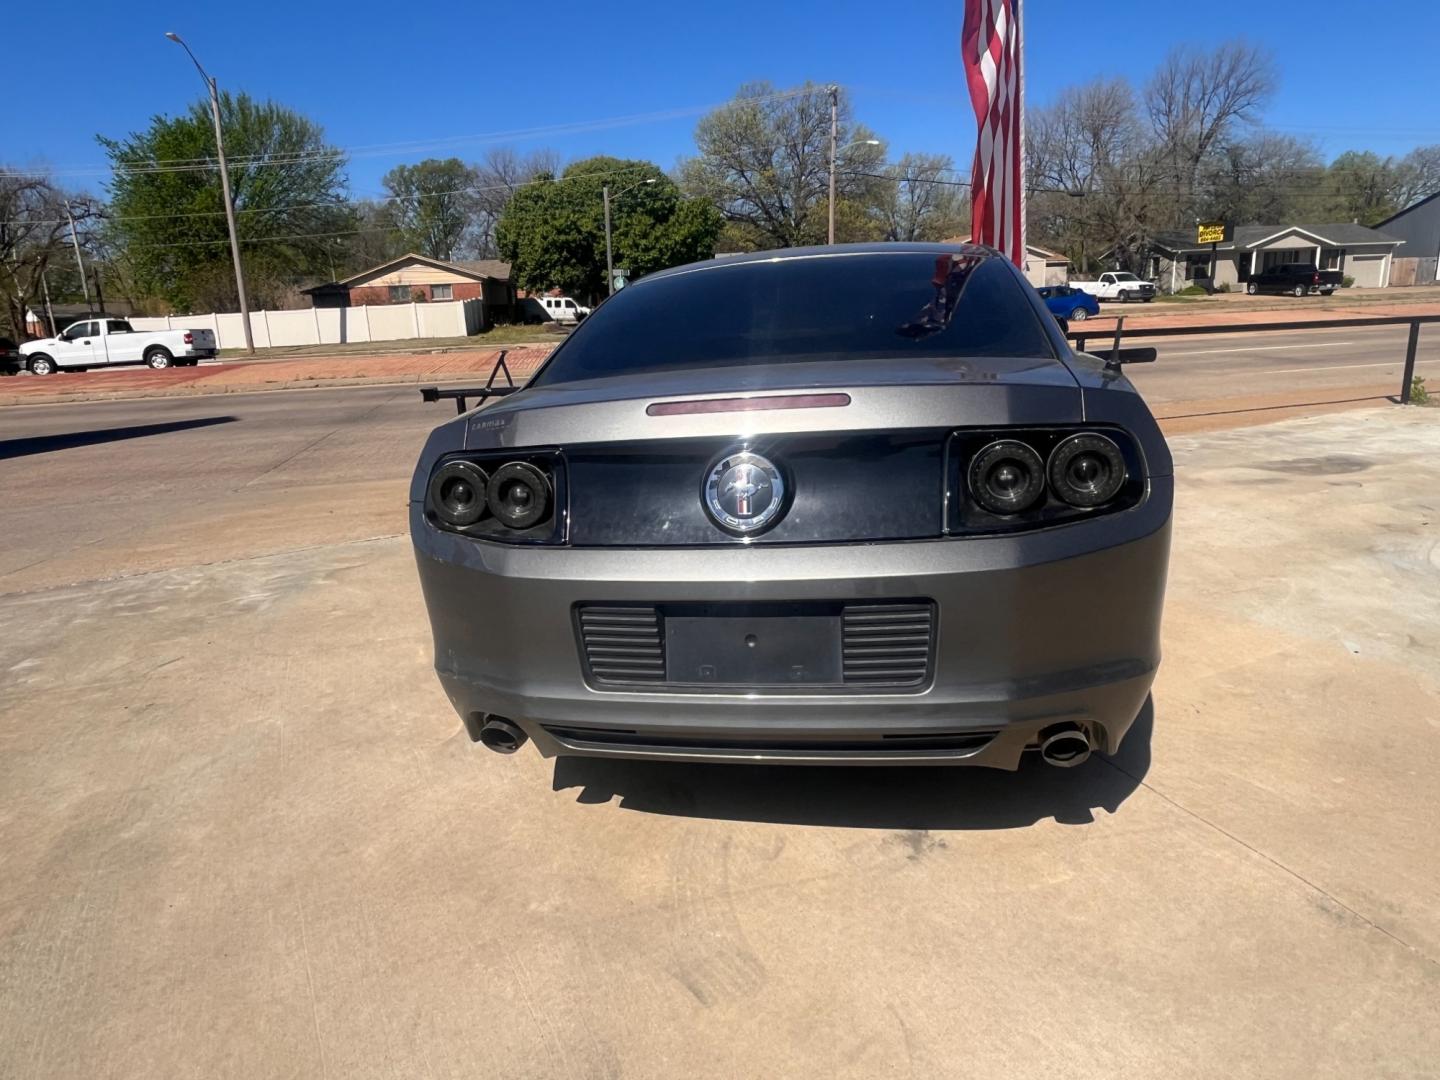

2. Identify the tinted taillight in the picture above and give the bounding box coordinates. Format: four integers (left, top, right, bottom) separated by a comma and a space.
950, 427, 1142, 533
426, 450, 565, 544
183, 332, 193, 344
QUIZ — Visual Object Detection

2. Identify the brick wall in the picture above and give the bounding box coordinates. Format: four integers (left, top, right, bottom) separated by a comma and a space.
347, 285, 394, 305
347, 282, 491, 305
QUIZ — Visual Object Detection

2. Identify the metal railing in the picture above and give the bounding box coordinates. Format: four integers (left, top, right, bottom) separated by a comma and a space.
1068, 314, 1440, 404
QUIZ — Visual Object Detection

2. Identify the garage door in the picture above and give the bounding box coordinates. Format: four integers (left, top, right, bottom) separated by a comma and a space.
1348, 254, 1386, 288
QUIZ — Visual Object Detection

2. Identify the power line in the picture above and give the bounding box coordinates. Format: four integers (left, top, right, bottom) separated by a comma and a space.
0, 87, 819, 181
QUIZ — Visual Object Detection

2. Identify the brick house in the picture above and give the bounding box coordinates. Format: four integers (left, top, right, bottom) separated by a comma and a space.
304, 253, 516, 320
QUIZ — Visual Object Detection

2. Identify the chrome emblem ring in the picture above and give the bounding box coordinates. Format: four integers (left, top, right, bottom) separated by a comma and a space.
703, 451, 785, 535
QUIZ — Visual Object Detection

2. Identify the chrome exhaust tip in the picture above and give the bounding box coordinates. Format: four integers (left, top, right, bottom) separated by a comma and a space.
1038, 727, 1093, 768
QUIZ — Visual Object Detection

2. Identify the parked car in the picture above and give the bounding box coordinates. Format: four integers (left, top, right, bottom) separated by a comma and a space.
18, 318, 217, 375
1037, 284, 1100, 322
0, 336, 21, 376
543, 296, 590, 325
1071, 272, 1158, 303
1244, 263, 1342, 297
411, 243, 1172, 771
519, 296, 591, 326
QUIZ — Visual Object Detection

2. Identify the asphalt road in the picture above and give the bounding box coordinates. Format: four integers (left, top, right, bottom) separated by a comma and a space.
3, 322, 1437, 592
0, 386, 431, 593
1125, 323, 1439, 403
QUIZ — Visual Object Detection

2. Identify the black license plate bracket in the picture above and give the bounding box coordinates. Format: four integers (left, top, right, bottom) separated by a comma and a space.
664, 612, 842, 687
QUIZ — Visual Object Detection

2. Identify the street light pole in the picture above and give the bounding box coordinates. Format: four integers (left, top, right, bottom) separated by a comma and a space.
165, 31, 254, 354
603, 178, 656, 296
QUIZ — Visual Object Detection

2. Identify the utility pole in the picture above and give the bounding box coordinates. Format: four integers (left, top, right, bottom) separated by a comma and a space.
63, 201, 92, 313
603, 184, 614, 296
827, 85, 839, 246
603, 178, 655, 296
166, 32, 254, 353
40, 270, 57, 336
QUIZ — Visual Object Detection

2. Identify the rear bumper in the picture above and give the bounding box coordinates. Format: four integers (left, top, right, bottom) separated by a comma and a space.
411, 477, 1171, 768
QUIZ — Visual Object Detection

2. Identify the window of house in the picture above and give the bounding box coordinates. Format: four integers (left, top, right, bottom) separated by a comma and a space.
388, 285, 410, 302
1321, 249, 1343, 271
430, 284, 453, 300
1184, 254, 1211, 280
1262, 249, 1307, 271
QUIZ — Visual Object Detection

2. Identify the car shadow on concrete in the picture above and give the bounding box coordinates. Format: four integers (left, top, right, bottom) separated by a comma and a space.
0, 416, 237, 460
550, 699, 1153, 830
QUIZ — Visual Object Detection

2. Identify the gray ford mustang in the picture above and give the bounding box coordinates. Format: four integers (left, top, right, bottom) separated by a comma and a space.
410, 243, 1171, 769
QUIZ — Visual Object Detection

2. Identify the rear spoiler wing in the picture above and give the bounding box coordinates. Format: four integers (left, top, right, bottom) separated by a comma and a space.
418, 351, 520, 415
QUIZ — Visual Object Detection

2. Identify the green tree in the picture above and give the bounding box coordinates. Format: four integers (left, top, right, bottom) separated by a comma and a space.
679, 82, 887, 249
381, 157, 479, 260
496, 157, 722, 299
99, 92, 349, 311
1323, 150, 1403, 224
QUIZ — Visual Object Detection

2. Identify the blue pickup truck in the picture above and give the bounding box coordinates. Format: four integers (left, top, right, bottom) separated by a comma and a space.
1037, 284, 1100, 323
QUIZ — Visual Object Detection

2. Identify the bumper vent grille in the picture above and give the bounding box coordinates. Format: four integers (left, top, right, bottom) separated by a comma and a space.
842, 603, 935, 688
578, 605, 665, 685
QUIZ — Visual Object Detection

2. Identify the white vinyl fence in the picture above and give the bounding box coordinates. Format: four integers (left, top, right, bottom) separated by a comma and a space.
130, 298, 484, 350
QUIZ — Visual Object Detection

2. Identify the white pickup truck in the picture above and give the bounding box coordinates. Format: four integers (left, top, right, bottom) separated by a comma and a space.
1070, 271, 1158, 303
19, 318, 217, 375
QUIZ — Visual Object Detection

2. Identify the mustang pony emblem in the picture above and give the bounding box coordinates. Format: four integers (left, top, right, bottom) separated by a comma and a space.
704, 452, 785, 534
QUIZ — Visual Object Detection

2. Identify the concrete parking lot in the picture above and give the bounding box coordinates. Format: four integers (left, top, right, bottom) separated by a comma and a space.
2, 397, 1438, 1078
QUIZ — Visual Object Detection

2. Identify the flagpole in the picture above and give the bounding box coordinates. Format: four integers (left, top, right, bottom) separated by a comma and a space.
1016, 0, 1027, 270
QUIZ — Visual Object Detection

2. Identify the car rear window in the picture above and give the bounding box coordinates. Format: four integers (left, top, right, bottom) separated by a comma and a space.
530, 251, 1055, 386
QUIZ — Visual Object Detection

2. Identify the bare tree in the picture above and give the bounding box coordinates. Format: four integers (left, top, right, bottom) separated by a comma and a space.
1201, 132, 1327, 225
1145, 41, 1277, 220
1393, 144, 1440, 211
871, 153, 968, 241
472, 147, 562, 257
679, 82, 886, 249
0, 173, 98, 340
1027, 78, 1163, 271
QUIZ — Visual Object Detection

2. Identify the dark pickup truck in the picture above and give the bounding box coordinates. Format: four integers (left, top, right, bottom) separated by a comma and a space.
1245, 263, 1343, 297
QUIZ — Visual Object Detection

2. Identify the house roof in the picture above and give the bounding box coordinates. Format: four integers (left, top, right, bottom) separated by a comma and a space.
1375, 189, 1440, 227
453, 259, 513, 279
940, 237, 1068, 261
1025, 244, 1069, 262
303, 252, 512, 293
1151, 223, 1403, 254
27, 301, 137, 320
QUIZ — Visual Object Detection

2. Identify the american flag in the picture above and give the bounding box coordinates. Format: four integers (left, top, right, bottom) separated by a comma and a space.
962, 0, 1026, 267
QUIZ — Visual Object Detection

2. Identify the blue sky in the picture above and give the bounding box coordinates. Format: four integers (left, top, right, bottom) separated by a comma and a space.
5, 0, 1437, 197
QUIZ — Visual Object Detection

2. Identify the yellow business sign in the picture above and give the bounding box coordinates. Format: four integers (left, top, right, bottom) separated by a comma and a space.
1196, 222, 1227, 245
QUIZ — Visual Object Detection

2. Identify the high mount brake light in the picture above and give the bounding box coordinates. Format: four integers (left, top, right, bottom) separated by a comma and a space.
646, 393, 851, 417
